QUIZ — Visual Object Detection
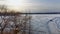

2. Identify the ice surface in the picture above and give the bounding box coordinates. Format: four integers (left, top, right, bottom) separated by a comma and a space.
30, 14, 60, 34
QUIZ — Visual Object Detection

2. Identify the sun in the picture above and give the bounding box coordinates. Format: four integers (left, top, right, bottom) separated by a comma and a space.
6, 0, 25, 11
6, 0, 24, 6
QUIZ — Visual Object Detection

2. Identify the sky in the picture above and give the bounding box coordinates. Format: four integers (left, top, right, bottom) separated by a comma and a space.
0, 0, 60, 13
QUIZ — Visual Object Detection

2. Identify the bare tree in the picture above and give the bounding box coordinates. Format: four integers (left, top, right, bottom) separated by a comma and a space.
13, 14, 32, 34
0, 14, 32, 34
0, 5, 32, 34
0, 5, 7, 13
0, 5, 8, 34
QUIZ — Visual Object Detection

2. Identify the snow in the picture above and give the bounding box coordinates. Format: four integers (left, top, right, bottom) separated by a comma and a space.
30, 14, 60, 34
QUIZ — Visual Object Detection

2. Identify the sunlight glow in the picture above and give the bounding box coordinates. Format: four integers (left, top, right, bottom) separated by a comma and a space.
6, 0, 26, 11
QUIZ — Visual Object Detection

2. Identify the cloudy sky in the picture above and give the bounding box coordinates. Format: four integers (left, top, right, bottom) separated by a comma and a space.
0, 0, 60, 13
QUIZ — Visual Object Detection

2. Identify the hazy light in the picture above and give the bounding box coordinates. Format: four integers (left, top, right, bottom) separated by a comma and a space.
6, 0, 27, 11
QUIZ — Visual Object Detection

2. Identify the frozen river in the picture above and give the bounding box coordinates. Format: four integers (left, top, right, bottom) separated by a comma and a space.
30, 14, 60, 34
